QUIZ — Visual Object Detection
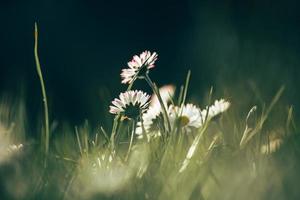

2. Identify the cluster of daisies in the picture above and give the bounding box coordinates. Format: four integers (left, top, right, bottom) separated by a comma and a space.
109, 51, 230, 141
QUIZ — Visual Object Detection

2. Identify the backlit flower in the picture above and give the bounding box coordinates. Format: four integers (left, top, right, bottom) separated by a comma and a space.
0, 123, 23, 163
260, 138, 282, 154
150, 84, 175, 108
121, 51, 158, 84
202, 99, 230, 119
136, 85, 175, 139
169, 104, 203, 133
136, 106, 162, 139
109, 90, 150, 119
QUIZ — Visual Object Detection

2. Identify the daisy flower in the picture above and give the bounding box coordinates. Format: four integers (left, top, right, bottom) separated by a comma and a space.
109, 90, 150, 119
150, 84, 175, 108
260, 138, 282, 154
136, 85, 175, 139
0, 123, 24, 163
121, 51, 158, 84
136, 106, 162, 139
6, 144, 24, 154
260, 130, 283, 154
169, 104, 203, 133
202, 99, 230, 119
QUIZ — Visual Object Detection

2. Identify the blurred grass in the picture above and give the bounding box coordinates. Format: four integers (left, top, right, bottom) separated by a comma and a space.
0, 82, 299, 200
0, 23, 299, 200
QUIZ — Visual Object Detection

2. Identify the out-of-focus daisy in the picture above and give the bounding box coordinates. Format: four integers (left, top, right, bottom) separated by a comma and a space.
0, 123, 23, 163
136, 106, 162, 139
201, 99, 230, 121
121, 51, 158, 84
6, 144, 23, 154
169, 104, 203, 133
260, 130, 284, 154
136, 85, 175, 139
150, 85, 175, 108
109, 90, 150, 119
260, 138, 282, 154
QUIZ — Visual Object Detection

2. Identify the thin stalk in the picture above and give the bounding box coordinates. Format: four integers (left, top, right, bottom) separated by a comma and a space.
125, 119, 136, 161
180, 70, 191, 106
127, 80, 134, 91
75, 126, 83, 156
110, 115, 120, 153
179, 122, 209, 173
34, 23, 50, 162
144, 74, 171, 133
178, 70, 191, 118
140, 113, 148, 143
177, 85, 184, 106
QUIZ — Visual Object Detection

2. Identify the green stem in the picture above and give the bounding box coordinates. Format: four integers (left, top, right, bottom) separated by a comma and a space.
140, 113, 148, 143
34, 23, 50, 163
127, 81, 133, 91
125, 119, 136, 161
110, 115, 120, 153
144, 74, 171, 133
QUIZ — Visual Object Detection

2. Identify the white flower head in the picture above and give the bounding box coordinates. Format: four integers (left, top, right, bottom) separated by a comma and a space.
109, 90, 150, 119
136, 106, 162, 139
0, 123, 23, 163
260, 138, 282, 154
169, 104, 203, 133
121, 51, 158, 84
203, 99, 230, 119
136, 85, 175, 139
7, 144, 23, 154
150, 84, 175, 108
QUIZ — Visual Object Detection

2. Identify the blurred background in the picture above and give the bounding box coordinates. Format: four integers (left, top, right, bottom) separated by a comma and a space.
0, 0, 299, 131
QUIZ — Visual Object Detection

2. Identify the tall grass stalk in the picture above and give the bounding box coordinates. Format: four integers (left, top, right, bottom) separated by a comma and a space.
125, 119, 137, 161
34, 23, 50, 164
144, 73, 171, 133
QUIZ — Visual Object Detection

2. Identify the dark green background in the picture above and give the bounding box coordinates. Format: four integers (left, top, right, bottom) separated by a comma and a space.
0, 0, 299, 128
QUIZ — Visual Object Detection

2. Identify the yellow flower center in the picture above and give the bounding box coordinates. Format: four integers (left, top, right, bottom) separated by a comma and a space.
179, 116, 190, 127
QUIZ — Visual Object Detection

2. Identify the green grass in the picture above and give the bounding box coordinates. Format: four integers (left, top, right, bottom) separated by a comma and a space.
0, 25, 299, 200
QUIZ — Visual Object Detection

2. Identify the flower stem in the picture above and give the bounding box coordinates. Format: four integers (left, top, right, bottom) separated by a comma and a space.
144, 74, 171, 133
110, 115, 120, 153
127, 80, 134, 91
34, 23, 50, 166
125, 119, 136, 161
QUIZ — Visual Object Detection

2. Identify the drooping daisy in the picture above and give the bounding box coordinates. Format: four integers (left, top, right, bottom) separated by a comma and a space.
121, 51, 158, 84
136, 106, 162, 139
169, 104, 203, 133
109, 90, 150, 119
202, 99, 230, 120
136, 85, 175, 139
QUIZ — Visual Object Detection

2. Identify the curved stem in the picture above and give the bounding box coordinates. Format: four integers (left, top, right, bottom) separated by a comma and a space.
34, 23, 50, 165
144, 74, 171, 133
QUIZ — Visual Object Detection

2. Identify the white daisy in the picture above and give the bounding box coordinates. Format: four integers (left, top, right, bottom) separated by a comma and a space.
169, 104, 203, 133
136, 106, 162, 139
121, 51, 158, 84
6, 144, 24, 154
136, 85, 175, 139
260, 138, 282, 154
109, 90, 150, 119
150, 84, 175, 108
202, 99, 230, 119
0, 123, 23, 163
